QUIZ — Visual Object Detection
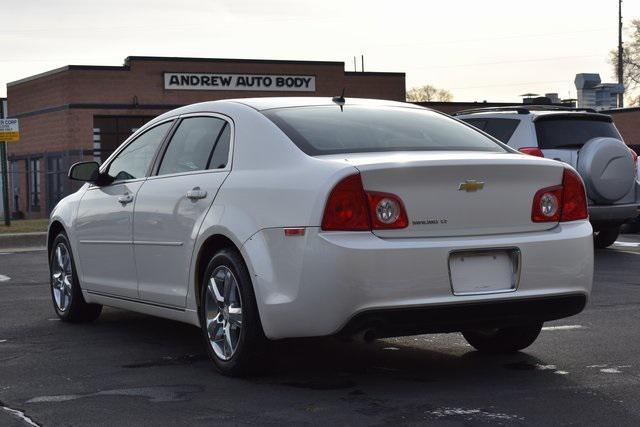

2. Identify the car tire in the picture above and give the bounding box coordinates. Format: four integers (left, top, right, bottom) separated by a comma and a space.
593, 226, 620, 249
199, 248, 268, 377
462, 322, 543, 353
49, 233, 102, 323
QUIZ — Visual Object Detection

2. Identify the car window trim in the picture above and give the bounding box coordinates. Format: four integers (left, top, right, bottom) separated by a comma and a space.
97, 118, 178, 186
150, 112, 235, 178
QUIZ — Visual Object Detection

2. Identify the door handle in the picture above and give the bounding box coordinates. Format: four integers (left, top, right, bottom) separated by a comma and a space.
118, 193, 134, 205
186, 187, 207, 200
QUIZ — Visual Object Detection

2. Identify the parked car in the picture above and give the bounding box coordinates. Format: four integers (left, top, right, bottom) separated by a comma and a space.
49, 98, 593, 376
455, 106, 639, 248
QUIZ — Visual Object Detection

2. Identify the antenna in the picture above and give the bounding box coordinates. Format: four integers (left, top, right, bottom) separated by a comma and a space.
332, 88, 346, 111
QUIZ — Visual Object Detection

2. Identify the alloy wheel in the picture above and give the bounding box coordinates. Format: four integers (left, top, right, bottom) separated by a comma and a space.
205, 266, 243, 360
51, 243, 73, 312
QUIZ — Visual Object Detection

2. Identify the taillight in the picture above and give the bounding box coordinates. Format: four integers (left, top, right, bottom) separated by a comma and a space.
366, 192, 408, 229
560, 168, 588, 221
519, 147, 544, 158
321, 173, 408, 231
321, 174, 370, 231
531, 168, 588, 223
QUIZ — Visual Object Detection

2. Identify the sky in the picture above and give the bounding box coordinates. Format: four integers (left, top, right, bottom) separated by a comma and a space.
1, 0, 639, 102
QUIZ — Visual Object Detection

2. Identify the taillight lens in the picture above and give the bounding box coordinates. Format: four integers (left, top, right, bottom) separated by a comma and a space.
321, 173, 408, 231
532, 186, 562, 222
367, 192, 409, 229
560, 168, 588, 221
531, 168, 588, 223
519, 147, 545, 158
321, 174, 370, 231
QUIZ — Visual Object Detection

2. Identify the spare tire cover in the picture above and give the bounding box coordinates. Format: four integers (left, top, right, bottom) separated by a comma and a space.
577, 137, 635, 204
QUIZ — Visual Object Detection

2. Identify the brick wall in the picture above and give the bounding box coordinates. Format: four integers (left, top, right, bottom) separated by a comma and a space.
607, 108, 640, 148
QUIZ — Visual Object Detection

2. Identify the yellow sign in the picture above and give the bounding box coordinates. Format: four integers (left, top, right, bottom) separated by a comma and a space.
0, 119, 19, 142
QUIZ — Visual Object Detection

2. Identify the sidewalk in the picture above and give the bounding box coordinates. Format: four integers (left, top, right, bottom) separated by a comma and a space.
0, 232, 46, 251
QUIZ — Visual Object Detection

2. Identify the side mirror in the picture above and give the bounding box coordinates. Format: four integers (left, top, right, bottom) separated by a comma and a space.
68, 161, 100, 182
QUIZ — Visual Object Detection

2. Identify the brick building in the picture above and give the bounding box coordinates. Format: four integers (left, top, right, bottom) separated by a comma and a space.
5, 56, 405, 218
606, 107, 640, 151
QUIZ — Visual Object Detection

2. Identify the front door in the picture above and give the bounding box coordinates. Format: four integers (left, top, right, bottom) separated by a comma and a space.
133, 115, 232, 307
75, 120, 173, 298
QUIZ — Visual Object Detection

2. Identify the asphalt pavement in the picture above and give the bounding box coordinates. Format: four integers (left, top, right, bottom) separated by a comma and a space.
1, 236, 640, 426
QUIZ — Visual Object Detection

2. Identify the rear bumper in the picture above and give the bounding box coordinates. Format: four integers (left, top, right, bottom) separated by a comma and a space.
338, 294, 586, 338
589, 203, 638, 224
242, 221, 593, 339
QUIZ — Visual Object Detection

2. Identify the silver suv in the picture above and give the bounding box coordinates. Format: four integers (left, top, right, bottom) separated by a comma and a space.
455, 106, 639, 248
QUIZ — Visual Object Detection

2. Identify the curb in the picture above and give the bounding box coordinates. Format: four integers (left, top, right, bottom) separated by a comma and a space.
0, 232, 47, 250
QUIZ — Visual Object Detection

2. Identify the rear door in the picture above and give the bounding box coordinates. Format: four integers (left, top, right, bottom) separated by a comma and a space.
133, 114, 233, 308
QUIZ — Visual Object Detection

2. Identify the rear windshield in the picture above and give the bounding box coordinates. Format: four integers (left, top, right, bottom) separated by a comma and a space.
535, 116, 621, 149
461, 118, 520, 143
262, 105, 506, 156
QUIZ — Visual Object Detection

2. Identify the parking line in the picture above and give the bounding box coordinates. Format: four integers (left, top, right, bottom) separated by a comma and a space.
0, 275, 10, 282
613, 241, 640, 247
542, 325, 583, 331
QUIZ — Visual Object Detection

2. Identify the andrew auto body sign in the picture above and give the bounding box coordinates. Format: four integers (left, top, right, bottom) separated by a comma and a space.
164, 72, 316, 92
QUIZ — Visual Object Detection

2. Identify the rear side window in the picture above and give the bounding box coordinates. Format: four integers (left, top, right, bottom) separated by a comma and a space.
535, 117, 621, 149
462, 118, 520, 144
157, 117, 229, 176
263, 106, 505, 156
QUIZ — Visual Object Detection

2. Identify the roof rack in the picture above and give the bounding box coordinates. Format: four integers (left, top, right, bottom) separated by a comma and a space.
452, 105, 599, 116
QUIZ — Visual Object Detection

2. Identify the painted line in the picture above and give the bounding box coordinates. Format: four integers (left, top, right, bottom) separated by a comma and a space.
0, 339, 7, 343
1, 406, 39, 427
542, 325, 583, 331
613, 241, 640, 247
0, 275, 10, 282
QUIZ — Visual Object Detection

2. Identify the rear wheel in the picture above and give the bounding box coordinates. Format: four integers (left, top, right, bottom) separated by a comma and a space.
199, 248, 267, 376
462, 322, 542, 353
49, 233, 102, 322
593, 226, 620, 249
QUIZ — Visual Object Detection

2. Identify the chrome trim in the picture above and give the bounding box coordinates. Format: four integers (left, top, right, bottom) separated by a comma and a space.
133, 241, 184, 247
447, 247, 521, 296
79, 240, 132, 245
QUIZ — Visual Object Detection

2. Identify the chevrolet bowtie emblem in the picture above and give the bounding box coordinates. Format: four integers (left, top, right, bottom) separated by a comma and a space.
458, 180, 485, 192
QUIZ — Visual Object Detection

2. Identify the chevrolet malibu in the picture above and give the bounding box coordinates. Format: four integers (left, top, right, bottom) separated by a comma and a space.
48, 97, 593, 376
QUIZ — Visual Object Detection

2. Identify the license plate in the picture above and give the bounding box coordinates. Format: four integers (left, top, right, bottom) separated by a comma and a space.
448, 249, 519, 295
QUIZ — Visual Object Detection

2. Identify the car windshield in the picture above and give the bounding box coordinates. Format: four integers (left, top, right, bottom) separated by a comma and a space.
262, 105, 506, 156
535, 116, 622, 149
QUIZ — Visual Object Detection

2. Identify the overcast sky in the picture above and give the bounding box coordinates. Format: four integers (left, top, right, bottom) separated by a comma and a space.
2, 0, 639, 101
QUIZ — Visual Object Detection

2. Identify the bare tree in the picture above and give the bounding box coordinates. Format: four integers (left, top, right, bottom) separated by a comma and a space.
610, 18, 640, 104
406, 85, 453, 102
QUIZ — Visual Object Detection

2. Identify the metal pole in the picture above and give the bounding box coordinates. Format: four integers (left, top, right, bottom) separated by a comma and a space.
361, 54, 364, 72
618, 0, 624, 107
0, 141, 10, 226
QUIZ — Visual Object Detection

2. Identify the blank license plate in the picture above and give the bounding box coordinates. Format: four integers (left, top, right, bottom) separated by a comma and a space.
448, 250, 518, 295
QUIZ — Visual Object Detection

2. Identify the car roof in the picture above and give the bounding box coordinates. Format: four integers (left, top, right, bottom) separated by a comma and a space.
228, 97, 420, 111
454, 106, 612, 121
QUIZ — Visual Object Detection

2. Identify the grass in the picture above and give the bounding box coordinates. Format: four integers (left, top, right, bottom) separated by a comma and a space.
0, 218, 49, 234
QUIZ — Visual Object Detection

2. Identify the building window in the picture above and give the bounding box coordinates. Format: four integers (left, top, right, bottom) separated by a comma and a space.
28, 158, 41, 211
93, 116, 154, 162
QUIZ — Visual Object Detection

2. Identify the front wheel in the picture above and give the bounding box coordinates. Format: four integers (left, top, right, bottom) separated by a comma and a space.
462, 322, 543, 353
593, 226, 620, 249
199, 248, 267, 376
49, 233, 102, 322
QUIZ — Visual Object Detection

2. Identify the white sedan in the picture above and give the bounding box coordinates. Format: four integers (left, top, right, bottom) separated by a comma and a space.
49, 97, 593, 376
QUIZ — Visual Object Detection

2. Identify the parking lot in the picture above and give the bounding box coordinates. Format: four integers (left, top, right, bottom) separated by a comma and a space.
1, 238, 639, 426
